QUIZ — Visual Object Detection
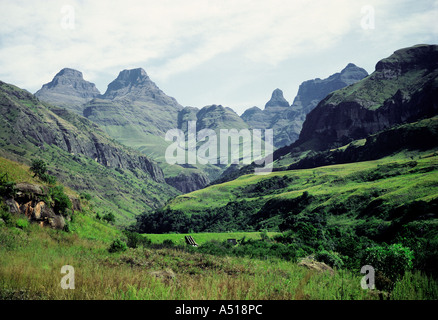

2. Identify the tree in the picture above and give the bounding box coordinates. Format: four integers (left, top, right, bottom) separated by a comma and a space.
103, 212, 116, 224
30, 159, 47, 179
362, 243, 414, 290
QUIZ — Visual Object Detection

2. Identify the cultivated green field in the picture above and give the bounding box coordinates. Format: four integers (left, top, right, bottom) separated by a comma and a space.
144, 232, 280, 246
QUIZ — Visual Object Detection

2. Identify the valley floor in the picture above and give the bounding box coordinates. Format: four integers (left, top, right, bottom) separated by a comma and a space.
1, 221, 437, 300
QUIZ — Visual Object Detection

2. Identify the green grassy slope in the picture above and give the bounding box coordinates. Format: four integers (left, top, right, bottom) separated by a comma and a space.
1, 149, 436, 301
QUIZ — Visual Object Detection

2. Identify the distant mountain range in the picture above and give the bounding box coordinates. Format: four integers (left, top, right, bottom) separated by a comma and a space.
214, 44, 438, 183
1, 43, 436, 224
33, 60, 370, 191
242, 63, 369, 148
277, 44, 438, 157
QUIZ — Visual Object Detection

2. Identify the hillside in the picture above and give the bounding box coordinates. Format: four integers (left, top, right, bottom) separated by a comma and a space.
285, 44, 438, 153
1, 154, 436, 301
0, 80, 179, 225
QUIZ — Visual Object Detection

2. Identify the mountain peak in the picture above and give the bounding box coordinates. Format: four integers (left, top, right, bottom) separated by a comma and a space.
101, 68, 182, 109
265, 88, 290, 109
115, 68, 149, 82
55, 68, 84, 78
34, 68, 100, 114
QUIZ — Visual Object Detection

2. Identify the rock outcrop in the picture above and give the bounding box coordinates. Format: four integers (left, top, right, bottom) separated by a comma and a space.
3, 182, 80, 230
241, 65, 368, 148
35, 68, 101, 114
297, 44, 438, 150
165, 171, 210, 194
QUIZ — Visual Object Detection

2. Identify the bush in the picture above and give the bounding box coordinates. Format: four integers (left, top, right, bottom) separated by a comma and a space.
362, 243, 414, 287
30, 159, 47, 179
15, 218, 29, 230
123, 231, 151, 248
49, 186, 72, 215
162, 239, 175, 247
0, 205, 14, 227
80, 192, 92, 201
108, 239, 128, 253
41, 174, 57, 185
0, 173, 15, 198
315, 250, 344, 269
103, 212, 116, 224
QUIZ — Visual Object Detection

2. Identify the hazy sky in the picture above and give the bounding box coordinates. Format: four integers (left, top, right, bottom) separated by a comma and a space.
0, 0, 437, 115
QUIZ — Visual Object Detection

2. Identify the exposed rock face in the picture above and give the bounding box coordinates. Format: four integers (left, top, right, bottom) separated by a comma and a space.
35, 68, 101, 114
241, 65, 368, 148
298, 257, 335, 275
165, 171, 210, 194
102, 68, 181, 109
265, 88, 290, 109
0, 81, 165, 183
82, 68, 183, 159
291, 63, 369, 115
297, 44, 438, 150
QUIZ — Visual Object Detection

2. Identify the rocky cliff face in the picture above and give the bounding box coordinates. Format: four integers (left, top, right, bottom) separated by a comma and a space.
165, 171, 210, 194
297, 44, 438, 150
241, 65, 368, 148
291, 63, 369, 115
35, 68, 101, 114
1, 81, 165, 183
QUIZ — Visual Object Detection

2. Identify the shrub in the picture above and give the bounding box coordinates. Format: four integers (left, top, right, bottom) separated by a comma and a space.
103, 212, 116, 224
41, 174, 57, 185
162, 239, 175, 247
80, 192, 92, 201
315, 250, 345, 269
0, 173, 15, 197
0, 206, 14, 227
49, 186, 72, 215
123, 231, 151, 248
108, 239, 128, 253
362, 243, 414, 288
30, 159, 47, 179
15, 218, 29, 230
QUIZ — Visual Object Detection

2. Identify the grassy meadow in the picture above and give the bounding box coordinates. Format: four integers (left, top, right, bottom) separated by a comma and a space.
1, 220, 437, 300
1, 150, 437, 300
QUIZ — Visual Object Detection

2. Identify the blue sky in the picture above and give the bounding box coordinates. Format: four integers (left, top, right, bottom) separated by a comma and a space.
0, 0, 437, 115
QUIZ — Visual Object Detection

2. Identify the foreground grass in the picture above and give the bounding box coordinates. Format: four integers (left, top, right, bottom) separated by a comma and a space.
1, 220, 437, 300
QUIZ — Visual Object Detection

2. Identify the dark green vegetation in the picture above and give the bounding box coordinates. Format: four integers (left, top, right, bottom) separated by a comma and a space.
137, 152, 438, 280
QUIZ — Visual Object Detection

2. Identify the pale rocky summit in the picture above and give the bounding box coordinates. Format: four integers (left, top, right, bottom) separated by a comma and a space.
102, 68, 181, 109
35, 68, 101, 114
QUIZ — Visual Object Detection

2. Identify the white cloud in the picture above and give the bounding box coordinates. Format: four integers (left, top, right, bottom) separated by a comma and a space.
0, 0, 436, 106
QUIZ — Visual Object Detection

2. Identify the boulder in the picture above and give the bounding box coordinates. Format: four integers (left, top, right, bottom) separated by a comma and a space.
4, 198, 20, 214
33, 201, 45, 220
298, 257, 335, 275
48, 215, 65, 230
